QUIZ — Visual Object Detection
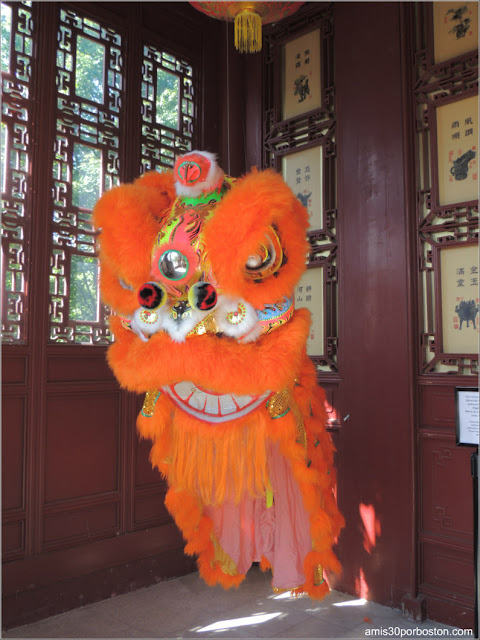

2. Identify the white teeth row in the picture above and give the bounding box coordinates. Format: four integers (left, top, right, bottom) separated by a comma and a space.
163, 381, 270, 423
172, 381, 255, 415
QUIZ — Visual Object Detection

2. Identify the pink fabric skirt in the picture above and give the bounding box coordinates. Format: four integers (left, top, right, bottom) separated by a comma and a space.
204, 441, 312, 590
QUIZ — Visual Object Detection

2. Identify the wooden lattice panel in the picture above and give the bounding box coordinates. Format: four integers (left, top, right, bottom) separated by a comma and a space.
1, 1, 34, 344
47, 9, 126, 344
141, 44, 194, 173
263, 5, 338, 375
413, 4, 479, 375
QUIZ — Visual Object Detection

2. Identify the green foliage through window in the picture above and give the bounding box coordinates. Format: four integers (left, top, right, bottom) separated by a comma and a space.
69, 254, 99, 322
156, 68, 179, 129
72, 143, 102, 210
1, 3, 12, 74
75, 33, 105, 103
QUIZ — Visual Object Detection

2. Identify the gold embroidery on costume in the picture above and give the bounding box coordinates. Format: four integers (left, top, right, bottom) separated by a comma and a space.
187, 313, 219, 337
210, 532, 238, 576
266, 389, 290, 418
267, 388, 307, 452
290, 396, 307, 451
141, 389, 161, 417
272, 584, 302, 594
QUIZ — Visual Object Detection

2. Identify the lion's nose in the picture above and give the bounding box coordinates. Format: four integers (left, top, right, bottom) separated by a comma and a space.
171, 300, 192, 320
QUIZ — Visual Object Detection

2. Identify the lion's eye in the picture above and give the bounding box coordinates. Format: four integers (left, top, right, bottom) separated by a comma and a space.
188, 281, 218, 311
137, 282, 166, 310
244, 230, 283, 280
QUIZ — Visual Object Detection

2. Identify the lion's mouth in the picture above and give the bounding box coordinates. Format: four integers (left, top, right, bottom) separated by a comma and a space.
162, 381, 271, 423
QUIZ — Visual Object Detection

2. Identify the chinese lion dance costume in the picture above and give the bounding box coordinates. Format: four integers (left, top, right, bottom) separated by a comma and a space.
93, 151, 344, 597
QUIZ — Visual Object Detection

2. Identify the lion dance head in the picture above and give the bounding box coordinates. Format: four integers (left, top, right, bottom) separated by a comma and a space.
93, 151, 343, 596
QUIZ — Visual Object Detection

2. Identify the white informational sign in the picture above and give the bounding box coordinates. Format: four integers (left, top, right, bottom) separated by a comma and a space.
455, 387, 479, 446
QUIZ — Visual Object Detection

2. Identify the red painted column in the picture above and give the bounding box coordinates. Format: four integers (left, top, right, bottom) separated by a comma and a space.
334, 2, 416, 607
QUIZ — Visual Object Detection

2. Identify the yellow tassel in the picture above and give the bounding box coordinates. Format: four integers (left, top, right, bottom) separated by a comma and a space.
234, 9, 262, 54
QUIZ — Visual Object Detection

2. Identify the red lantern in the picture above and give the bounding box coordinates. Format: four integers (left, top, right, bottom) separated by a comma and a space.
190, 2, 304, 53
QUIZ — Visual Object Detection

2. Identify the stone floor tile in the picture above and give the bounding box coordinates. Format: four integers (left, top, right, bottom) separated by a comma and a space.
3, 565, 462, 640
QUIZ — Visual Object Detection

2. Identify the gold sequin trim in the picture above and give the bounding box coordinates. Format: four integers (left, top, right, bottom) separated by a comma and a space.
314, 564, 324, 585
267, 388, 307, 452
272, 584, 302, 594
210, 532, 238, 576
266, 389, 290, 419
290, 395, 307, 451
141, 389, 161, 417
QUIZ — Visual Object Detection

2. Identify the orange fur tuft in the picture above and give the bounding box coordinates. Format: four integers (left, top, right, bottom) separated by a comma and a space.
203, 169, 310, 308
107, 309, 311, 395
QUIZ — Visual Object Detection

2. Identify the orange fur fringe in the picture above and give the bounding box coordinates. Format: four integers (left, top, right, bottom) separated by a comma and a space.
139, 353, 344, 598
108, 308, 312, 395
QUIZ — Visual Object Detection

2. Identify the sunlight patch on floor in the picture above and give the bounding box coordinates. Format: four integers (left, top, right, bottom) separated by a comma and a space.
197, 612, 283, 632
333, 598, 367, 607
271, 591, 305, 600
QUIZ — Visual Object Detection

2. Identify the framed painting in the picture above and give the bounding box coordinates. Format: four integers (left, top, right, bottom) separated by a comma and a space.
282, 28, 321, 120
439, 242, 479, 354
434, 93, 478, 207
433, 2, 478, 64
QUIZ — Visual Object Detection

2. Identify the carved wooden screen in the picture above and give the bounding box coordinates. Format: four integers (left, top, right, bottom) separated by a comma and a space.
264, 5, 338, 380
1, 1, 34, 344
2, 2, 204, 626
141, 44, 194, 172
48, 9, 124, 344
409, 3, 478, 624
413, 3, 478, 375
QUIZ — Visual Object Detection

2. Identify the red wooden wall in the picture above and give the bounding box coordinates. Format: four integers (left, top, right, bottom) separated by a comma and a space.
334, 0, 416, 608
332, 3, 476, 628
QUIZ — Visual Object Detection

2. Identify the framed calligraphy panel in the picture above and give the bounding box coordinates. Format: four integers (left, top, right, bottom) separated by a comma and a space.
439, 242, 479, 355
295, 267, 324, 357
282, 145, 323, 231
435, 93, 478, 207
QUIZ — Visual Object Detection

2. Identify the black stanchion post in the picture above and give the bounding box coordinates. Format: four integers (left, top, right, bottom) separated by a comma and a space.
472, 450, 478, 639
